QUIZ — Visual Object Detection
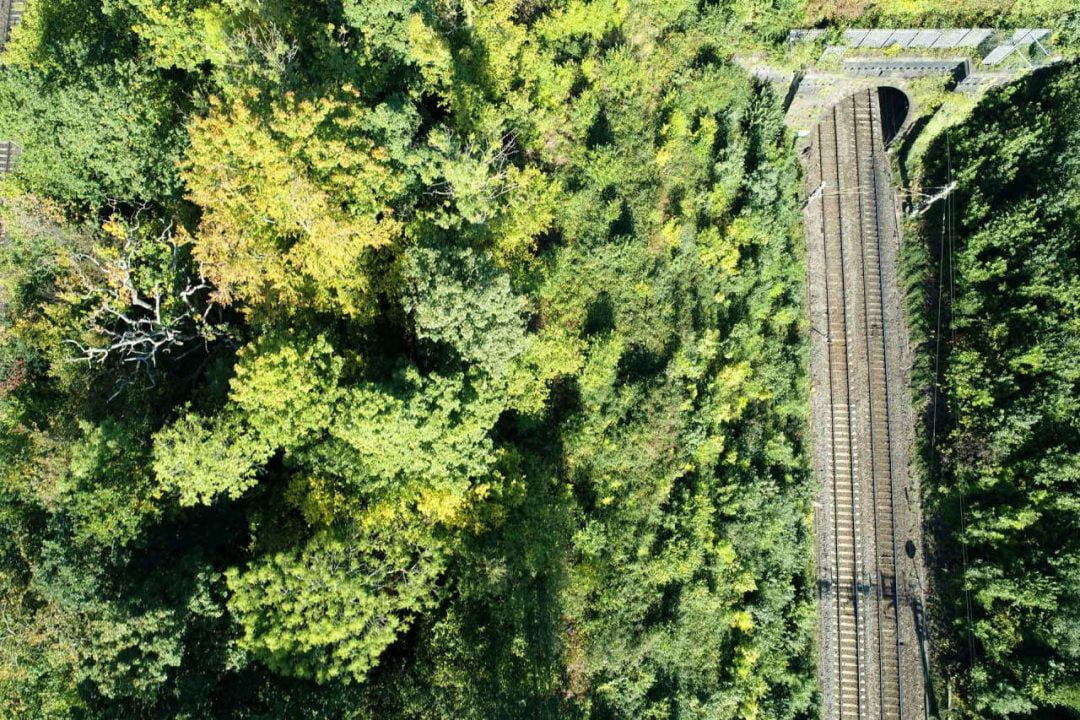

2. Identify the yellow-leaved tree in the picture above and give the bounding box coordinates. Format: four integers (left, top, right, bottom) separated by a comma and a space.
184, 91, 405, 318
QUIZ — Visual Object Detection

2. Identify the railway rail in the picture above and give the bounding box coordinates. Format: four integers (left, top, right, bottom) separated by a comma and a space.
851, 88, 904, 720
1, 0, 22, 53
815, 101, 866, 720
0, 0, 21, 180
809, 89, 908, 719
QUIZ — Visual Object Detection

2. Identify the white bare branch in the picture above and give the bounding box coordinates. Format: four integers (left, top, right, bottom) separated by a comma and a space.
65, 214, 224, 386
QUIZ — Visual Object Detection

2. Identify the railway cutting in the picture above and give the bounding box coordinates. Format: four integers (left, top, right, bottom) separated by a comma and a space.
735, 26, 1064, 719
804, 88, 928, 720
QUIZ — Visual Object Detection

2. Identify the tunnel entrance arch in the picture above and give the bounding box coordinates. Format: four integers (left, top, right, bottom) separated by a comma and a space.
810, 85, 912, 151
794, 81, 916, 153
876, 86, 909, 147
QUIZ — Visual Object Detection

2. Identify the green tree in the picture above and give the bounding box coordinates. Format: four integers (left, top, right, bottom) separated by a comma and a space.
0, 1, 194, 208
227, 523, 446, 684
912, 63, 1080, 718
0, 1, 817, 717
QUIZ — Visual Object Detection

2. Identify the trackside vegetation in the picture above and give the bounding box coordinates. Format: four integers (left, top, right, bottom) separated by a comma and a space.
0, 1, 816, 718
907, 62, 1080, 718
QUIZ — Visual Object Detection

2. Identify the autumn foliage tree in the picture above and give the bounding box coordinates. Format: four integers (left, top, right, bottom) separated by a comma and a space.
184, 92, 407, 318
0, 1, 815, 717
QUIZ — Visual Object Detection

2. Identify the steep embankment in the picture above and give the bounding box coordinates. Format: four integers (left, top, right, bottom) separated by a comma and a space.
905, 62, 1080, 718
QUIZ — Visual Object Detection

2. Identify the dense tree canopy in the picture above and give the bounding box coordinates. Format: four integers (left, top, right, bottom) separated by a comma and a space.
0, 1, 816, 718
12, 1, 1080, 719
909, 62, 1080, 719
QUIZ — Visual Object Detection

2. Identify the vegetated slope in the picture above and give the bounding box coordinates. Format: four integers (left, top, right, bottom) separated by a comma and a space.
907, 62, 1080, 718
805, 0, 1080, 29
0, 1, 814, 718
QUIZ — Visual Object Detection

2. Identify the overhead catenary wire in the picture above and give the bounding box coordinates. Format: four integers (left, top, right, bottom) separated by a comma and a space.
946, 131, 978, 670
810, 185, 956, 202
928, 129, 978, 673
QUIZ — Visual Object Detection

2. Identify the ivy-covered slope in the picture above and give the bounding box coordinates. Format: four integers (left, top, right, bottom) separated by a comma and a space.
907, 62, 1080, 719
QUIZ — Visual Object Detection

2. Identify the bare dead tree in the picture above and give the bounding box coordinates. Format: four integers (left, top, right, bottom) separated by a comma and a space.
65, 208, 224, 387
432, 0, 470, 31
225, 15, 299, 77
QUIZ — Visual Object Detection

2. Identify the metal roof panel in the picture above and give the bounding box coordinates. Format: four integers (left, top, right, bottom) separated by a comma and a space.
910, 30, 942, 47
861, 29, 896, 48
843, 29, 870, 46
887, 30, 920, 48
956, 29, 993, 47
982, 45, 1016, 65
1011, 29, 1034, 45
933, 29, 970, 48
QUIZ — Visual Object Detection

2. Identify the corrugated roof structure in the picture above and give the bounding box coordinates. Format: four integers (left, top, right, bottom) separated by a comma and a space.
843, 58, 968, 79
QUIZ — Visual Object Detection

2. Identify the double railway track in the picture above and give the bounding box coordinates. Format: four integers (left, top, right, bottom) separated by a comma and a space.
0, 0, 22, 181
0, 0, 22, 53
815, 99, 866, 720
810, 89, 905, 720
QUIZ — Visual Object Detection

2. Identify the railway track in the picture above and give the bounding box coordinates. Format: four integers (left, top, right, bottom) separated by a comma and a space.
811, 89, 906, 719
816, 101, 866, 720
851, 89, 904, 720
1, 0, 22, 53
0, 0, 22, 180
0, 141, 13, 174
